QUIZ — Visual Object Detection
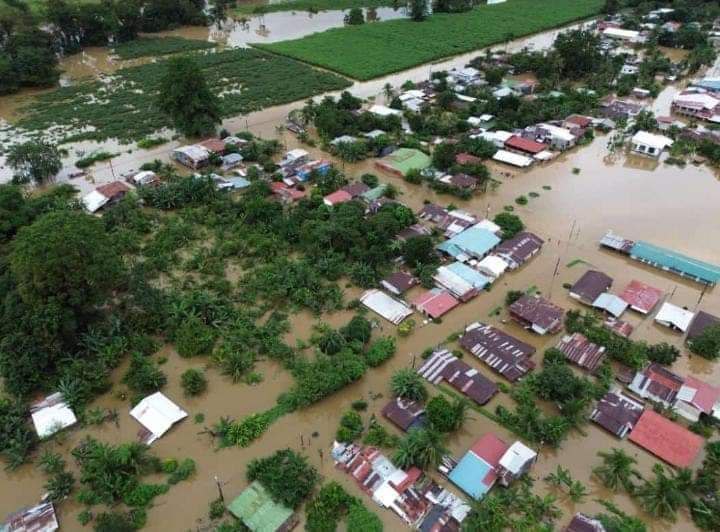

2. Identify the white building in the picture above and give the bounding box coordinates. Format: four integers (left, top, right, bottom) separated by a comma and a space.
655, 302, 695, 333
538, 123, 576, 150
30, 393, 77, 439
130, 392, 187, 445
630, 131, 673, 157
492, 149, 533, 168
603, 27, 643, 43
360, 289, 413, 325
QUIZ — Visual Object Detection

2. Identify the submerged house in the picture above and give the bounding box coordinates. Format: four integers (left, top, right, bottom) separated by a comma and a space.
619, 280, 663, 315
630, 131, 673, 158
437, 227, 501, 262
412, 289, 460, 320
381, 272, 419, 296
30, 393, 77, 439
227, 481, 297, 532
569, 270, 613, 305
448, 434, 509, 499
556, 333, 607, 373
82, 181, 130, 213
628, 363, 684, 407
1, 501, 59, 532
509, 295, 564, 335
375, 148, 431, 177
129, 392, 187, 445
565, 513, 606, 532
172, 145, 210, 169
417, 349, 498, 405
654, 302, 694, 333
433, 263, 490, 301
687, 310, 720, 345
360, 289, 413, 325
590, 391, 644, 438
459, 322, 536, 382
629, 240, 720, 286
382, 398, 425, 432
497, 441, 537, 487
629, 409, 703, 468
493, 232, 543, 269
674, 376, 720, 423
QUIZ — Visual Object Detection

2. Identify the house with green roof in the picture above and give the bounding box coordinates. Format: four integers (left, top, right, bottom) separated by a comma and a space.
227, 481, 297, 532
375, 148, 431, 177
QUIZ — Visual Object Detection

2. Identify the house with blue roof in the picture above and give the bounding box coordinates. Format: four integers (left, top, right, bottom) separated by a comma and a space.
629, 241, 720, 286
448, 433, 509, 500
447, 262, 492, 289
437, 227, 501, 262
692, 78, 720, 93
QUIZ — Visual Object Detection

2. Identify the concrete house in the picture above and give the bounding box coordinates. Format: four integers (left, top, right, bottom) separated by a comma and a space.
630, 131, 673, 158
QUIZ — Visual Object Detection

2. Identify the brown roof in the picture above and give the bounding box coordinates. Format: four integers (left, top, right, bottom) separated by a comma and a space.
565, 115, 593, 128
2, 502, 59, 532
418, 203, 448, 222
381, 398, 425, 431
505, 135, 546, 155
96, 181, 130, 199
556, 333, 607, 373
687, 310, 720, 340
455, 153, 482, 166
459, 323, 536, 382
570, 270, 613, 303
448, 173, 478, 189
342, 182, 371, 198
381, 272, 418, 294
565, 513, 606, 532
509, 295, 564, 333
590, 391, 643, 438
494, 232, 544, 267
198, 138, 226, 154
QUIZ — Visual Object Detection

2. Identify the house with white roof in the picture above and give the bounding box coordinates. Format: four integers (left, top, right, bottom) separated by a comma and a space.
476, 255, 509, 280
360, 289, 413, 325
369, 104, 403, 117
672, 90, 720, 122
655, 302, 694, 333
497, 441, 537, 486
130, 392, 187, 445
538, 123, 576, 151
630, 131, 673, 158
30, 393, 77, 439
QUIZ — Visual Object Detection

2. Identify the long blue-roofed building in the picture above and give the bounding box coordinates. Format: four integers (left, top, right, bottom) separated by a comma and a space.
437, 226, 501, 262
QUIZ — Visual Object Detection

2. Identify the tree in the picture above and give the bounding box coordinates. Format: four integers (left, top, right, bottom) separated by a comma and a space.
646, 342, 679, 365
432, 142, 458, 170
336, 410, 363, 442
408, 0, 428, 21
635, 464, 692, 521
554, 30, 603, 80
596, 501, 647, 532
633, 110, 658, 133
181, 368, 207, 396
493, 212, 524, 239
246, 449, 319, 508
124, 353, 167, 395
341, 315, 372, 344
157, 56, 221, 137
393, 428, 447, 469
7, 140, 62, 185
426, 395, 468, 433
688, 324, 720, 360
505, 290, 524, 306
10, 210, 123, 314
593, 448, 642, 493
344, 7, 364, 25
390, 368, 427, 401
402, 235, 436, 267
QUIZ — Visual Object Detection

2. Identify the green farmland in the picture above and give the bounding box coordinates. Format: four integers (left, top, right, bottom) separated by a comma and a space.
257, 0, 604, 80
232, 0, 397, 15
112, 37, 217, 60
15, 49, 351, 143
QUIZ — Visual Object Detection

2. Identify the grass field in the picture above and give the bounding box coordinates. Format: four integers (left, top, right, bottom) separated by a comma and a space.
232, 0, 397, 15
112, 37, 216, 59
16, 49, 350, 143
257, 0, 604, 80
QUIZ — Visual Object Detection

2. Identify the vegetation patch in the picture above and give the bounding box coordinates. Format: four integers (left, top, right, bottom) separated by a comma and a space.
75, 151, 118, 168
112, 37, 216, 59
257, 0, 604, 80
233, 0, 395, 15
16, 49, 351, 143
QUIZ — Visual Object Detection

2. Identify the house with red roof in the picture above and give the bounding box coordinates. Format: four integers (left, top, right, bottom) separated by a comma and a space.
447, 434, 509, 499
629, 409, 704, 468
628, 363, 684, 406
412, 289, 460, 319
270, 182, 305, 203
674, 375, 720, 423
619, 280, 663, 314
504, 135, 547, 156
323, 189, 353, 207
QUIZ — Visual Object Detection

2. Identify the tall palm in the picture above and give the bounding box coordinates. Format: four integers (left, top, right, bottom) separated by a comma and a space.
593, 448, 642, 492
412, 428, 448, 469
449, 397, 470, 431
383, 83, 394, 102
390, 368, 427, 401
635, 464, 691, 521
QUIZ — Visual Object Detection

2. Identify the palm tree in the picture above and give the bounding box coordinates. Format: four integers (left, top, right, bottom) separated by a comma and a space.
383, 83, 394, 102
392, 428, 447, 469
544, 465, 572, 488
390, 368, 427, 401
568, 480, 588, 503
449, 397, 470, 431
593, 448, 642, 492
635, 464, 692, 521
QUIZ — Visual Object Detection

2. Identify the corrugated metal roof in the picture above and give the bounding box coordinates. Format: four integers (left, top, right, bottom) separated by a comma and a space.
629, 410, 703, 468
437, 227, 501, 260
630, 241, 720, 285
228, 481, 295, 532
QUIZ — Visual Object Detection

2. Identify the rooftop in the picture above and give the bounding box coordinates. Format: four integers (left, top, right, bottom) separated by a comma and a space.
228, 481, 295, 532
619, 280, 663, 314
630, 240, 720, 285
570, 270, 613, 303
509, 295, 565, 334
629, 409, 703, 468
459, 323, 536, 382
687, 310, 720, 340
556, 333, 607, 373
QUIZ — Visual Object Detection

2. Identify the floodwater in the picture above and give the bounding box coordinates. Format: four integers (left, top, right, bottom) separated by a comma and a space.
1, 19, 718, 532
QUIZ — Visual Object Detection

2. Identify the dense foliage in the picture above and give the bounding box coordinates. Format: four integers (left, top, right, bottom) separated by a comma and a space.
305, 481, 382, 532
246, 449, 318, 508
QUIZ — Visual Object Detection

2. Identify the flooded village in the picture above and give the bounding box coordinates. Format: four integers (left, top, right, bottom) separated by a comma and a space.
1, 0, 720, 531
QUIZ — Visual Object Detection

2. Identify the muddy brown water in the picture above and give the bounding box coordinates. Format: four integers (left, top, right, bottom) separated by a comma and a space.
0, 20, 718, 532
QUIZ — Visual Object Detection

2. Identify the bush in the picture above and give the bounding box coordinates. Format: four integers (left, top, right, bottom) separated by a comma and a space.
390, 368, 427, 402
175, 316, 216, 357
336, 411, 364, 443
505, 290, 524, 306
209, 498, 226, 520
646, 342, 680, 366
364, 336, 396, 367
515, 195, 528, 205
167, 458, 196, 484
247, 449, 319, 508
688, 324, 720, 360
181, 369, 208, 396
363, 419, 400, 448
351, 400, 368, 411
493, 212, 525, 239
398, 319, 416, 337
123, 353, 167, 395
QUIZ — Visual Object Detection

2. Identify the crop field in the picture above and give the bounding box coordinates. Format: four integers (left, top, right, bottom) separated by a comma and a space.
15, 49, 351, 143
232, 0, 396, 15
257, 0, 604, 80
112, 37, 216, 60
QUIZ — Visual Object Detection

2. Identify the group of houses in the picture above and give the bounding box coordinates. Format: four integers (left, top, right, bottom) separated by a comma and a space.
360, 203, 545, 325
331, 441, 470, 530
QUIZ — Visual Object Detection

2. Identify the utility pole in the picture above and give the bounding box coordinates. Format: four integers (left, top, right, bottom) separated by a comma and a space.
214, 475, 224, 502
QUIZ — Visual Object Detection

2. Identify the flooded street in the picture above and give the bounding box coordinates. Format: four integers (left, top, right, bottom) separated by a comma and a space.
1, 13, 719, 532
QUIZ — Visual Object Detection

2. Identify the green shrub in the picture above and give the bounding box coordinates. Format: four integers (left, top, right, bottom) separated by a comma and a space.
247, 449, 319, 508
336, 411, 363, 443
175, 316, 216, 357
181, 368, 208, 396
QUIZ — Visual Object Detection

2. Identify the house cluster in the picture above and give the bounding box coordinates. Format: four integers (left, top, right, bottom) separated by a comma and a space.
331, 441, 470, 530
360, 203, 544, 325
600, 230, 720, 286
442, 433, 537, 500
